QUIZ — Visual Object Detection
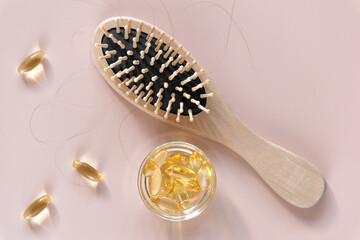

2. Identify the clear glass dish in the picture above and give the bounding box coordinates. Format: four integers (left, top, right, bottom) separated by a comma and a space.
137, 141, 216, 221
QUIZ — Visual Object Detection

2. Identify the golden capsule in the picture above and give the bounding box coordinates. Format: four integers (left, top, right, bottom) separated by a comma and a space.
152, 149, 168, 166
201, 159, 212, 168
198, 165, 212, 191
168, 153, 181, 163
187, 188, 201, 199
72, 160, 101, 182
142, 159, 159, 177
174, 182, 190, 209
150, 195, 181, 213
168, 153, 190, 165
18, 50, 45, 75
161, 160, 174, 171
23, 195, 51, 220
189, 151, 203, 172
160, 174, 174, 194
149, 168, 162, 195
180, 153, 190, 165
160, 163, 175, 194
166, 165, 196, 181
176, 179, 200, 193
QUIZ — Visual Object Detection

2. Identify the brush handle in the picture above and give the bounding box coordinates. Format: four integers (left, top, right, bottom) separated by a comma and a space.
221, 121, 325, 208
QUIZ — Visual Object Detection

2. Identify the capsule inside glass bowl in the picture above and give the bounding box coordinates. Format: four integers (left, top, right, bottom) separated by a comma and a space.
23, 195, 51, 221
17, 50, 45, 75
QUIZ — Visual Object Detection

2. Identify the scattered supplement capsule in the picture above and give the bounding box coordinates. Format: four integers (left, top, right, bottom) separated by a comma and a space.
72, 160, 101, 182
18, 50, 45, 75
23, 195, 51, 220
198, 165, 212, 191
142, 159, 159, 177
149, 168, 162, 195
189, 152, 203, 172
151, 195, 181, 213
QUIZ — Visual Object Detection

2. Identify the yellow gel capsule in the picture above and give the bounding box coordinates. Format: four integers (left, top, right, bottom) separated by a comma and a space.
149, 168, 162, 195
187, 189, 201, 199
160, 162, 175, 194
142, 159, 159, 177
174, 182, 190, 209
152, 149, 168, 166
151, 195, 181, 213
18, 50, 45, 75
189, 152, 203, 172
198, 165, 212, 191
168, 153, 181, 163
72, 160, 101, 182
23, 195, 51, 220
168, 153, 190, 165
201, 159, 212, 168
161, 172, 175, 194
176, 179, 200, 193
166, 165, 196, 181
179, 153, 190, 165
161, 161, 174, 172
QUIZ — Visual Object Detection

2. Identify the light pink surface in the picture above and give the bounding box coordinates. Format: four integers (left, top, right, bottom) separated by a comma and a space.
0, 0, 359, 239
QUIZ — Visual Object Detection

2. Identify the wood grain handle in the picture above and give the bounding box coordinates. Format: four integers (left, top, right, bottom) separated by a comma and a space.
222, 123, 325, 208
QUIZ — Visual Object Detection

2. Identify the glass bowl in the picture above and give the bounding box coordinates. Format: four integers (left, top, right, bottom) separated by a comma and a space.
137, 141, 216, 221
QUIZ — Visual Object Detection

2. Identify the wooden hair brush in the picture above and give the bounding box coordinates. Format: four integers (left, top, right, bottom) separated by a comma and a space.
91, 16, 325, 208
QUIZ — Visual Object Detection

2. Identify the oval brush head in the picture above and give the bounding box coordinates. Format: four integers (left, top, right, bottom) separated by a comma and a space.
91, 17, 211, 123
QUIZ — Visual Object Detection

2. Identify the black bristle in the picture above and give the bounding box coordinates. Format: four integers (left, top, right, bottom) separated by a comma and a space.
101, 27, 207, 116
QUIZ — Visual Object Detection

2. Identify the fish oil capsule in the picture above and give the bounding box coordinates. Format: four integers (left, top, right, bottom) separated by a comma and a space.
152, 149, 168, 166
151, 195, 181, 213
166, 165, 196, 181
72, 160, 101, 182
176, 179, 200, 193
168, 153, 190, 165
142, 159, 159, 177
160, 173, 174, 194
149, 168, 162, 195
18, 50, 45, 75
160, 163, 175, 194
201, 159, 212, 168
174, 182, 190, 209
198, 165, 212, 191
168, 153, 181, 163
23, 195, 51, 220
179, 153, 190, 165
189, 152, 203, 172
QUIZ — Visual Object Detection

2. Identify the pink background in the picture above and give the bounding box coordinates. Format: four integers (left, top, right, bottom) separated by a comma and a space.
1, 0, 360, 239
